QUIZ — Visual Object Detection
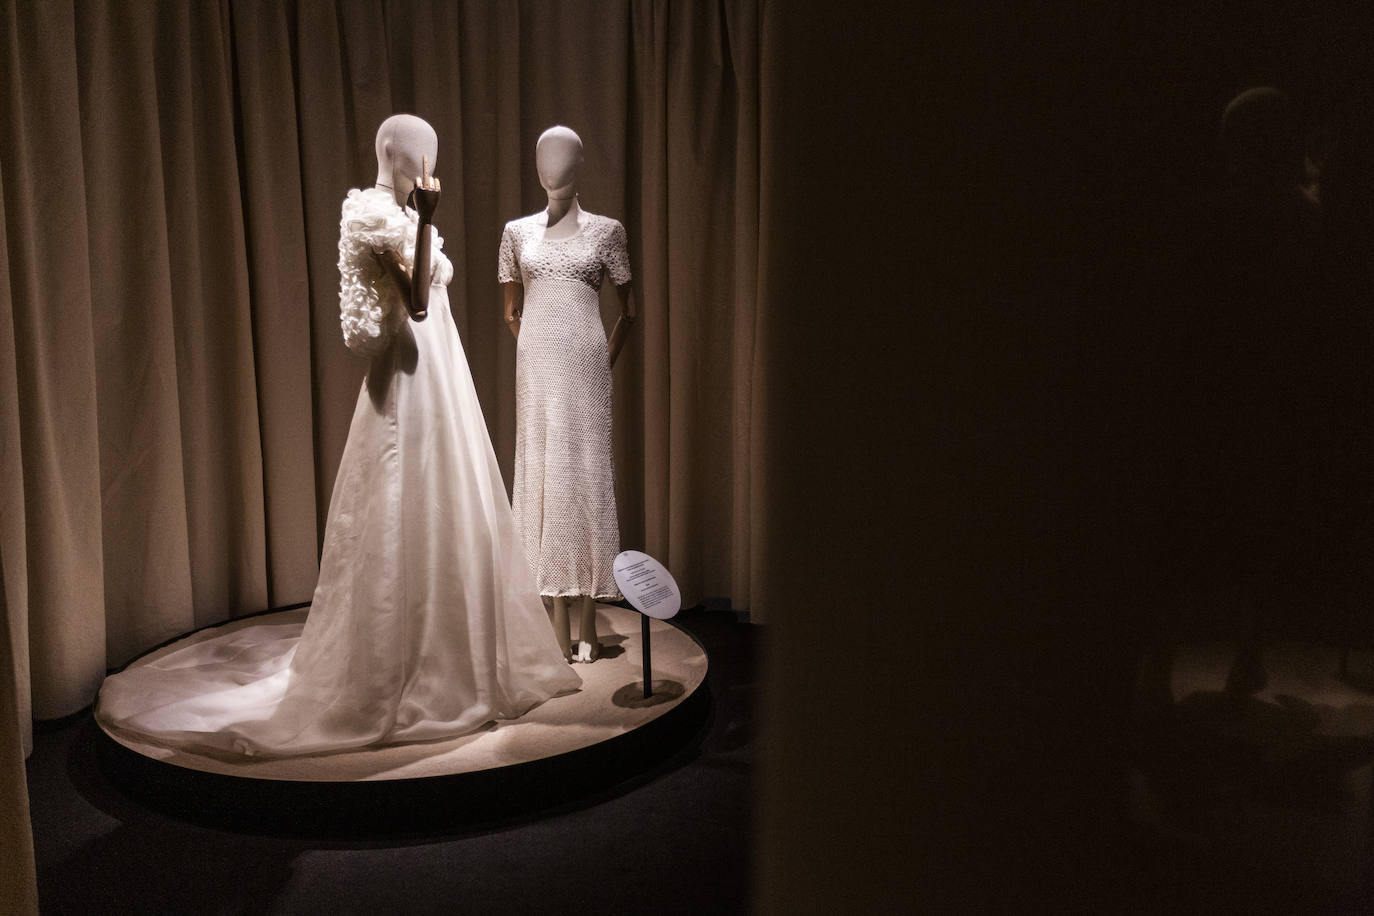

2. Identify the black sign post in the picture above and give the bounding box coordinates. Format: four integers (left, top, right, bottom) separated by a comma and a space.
641, 613, 653, 698
613, 550, 682, 703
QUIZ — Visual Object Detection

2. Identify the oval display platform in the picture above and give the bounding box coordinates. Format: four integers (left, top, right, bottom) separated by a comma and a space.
95, 604, 710, 834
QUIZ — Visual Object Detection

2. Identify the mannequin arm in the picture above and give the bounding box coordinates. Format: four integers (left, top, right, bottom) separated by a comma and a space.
607, 283, 636, 367
375, 250, 416, 316
503, 283, 524, 341
373, 189, 438, 322
406, 179, 440, 320
409, 215, 433, 319
385, 163, 440, 321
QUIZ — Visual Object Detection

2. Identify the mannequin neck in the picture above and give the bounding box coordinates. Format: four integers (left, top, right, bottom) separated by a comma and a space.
375, 173, 409, 209
544, 194, 582, 238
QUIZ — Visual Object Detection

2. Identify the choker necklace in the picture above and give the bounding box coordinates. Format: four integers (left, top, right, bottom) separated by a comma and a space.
376, 182, 395, 194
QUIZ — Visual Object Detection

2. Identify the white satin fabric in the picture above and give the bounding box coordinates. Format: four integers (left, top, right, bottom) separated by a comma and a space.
95, 191, 580, 757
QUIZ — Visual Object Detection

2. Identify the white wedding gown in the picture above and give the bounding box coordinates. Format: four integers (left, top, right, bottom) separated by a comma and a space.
96, 188, 580, 757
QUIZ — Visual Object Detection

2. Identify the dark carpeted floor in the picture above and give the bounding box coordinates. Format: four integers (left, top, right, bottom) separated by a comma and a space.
25, 608, 758, 916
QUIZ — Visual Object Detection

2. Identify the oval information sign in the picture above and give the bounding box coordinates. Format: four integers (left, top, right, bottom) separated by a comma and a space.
613, 550, 681, 620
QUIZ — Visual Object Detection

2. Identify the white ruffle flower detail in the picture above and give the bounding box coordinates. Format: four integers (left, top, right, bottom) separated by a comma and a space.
337, 187, 452, 357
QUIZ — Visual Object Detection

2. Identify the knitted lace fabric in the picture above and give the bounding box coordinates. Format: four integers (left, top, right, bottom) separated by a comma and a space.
498, 212, 631, 598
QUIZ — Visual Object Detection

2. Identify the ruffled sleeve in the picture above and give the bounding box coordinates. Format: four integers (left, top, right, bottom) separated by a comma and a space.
497, 223, 520, 284
337, 188, 409, 357
602, 219, 632, 287
337, 188, 454, 356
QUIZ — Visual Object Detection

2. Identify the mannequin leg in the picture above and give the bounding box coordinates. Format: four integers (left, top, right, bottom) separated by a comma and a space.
575, 595, 600, 662
552, 596, 572, 661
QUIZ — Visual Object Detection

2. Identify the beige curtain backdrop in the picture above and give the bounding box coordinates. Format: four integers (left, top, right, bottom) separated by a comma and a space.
0, 0, 771, 764
0, 561, 38, 914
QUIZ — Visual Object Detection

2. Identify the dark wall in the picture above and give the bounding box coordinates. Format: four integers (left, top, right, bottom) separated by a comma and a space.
755, 2, 1374, 909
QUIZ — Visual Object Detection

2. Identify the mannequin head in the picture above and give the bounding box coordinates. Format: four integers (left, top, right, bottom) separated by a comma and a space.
375, 114, 438, 206
1220, 87, 1304, 188
536, 126, 583, 200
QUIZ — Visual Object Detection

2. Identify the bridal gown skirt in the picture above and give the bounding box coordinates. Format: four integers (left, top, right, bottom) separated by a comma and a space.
96, 287, 581, 757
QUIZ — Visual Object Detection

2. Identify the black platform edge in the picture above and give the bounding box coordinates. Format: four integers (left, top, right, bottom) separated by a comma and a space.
88, 619, 713, 838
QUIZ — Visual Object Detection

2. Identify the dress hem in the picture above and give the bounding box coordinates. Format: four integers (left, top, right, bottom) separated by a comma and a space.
539, 590, 624, 602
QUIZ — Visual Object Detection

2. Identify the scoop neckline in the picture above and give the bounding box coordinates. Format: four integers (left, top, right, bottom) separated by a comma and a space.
539, 210, 593, 242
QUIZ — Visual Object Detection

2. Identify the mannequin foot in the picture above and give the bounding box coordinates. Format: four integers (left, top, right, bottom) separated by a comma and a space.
554, 633, 572, 663
572, 640, 601, 664
575, 596, 598, 656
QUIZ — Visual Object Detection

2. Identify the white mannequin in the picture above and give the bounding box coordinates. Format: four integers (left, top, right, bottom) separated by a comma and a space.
535, 126, 586, 240
373, 113, 441, 320
503, 126, 636, 662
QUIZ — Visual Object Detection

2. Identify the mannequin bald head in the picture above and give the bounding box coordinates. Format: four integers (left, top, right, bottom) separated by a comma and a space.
1220, 87, 1304, 188
375, 114, 438, 207
536, 125, 583, 200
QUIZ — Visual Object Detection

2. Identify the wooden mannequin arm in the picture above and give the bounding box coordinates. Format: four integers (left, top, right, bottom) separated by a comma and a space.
503, 282, 524, 340
408, 210, 433, 319
607, 282, 636, 367
396, 169, 440, 321
373, 205, 436, 322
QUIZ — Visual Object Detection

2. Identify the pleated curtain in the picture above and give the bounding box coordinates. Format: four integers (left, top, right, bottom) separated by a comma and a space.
0, 0, 775, 763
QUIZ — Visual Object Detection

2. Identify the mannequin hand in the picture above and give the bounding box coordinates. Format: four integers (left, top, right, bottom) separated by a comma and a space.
607, 311, 634, 368
374, 249, 425, 320
375, 248, 410, 285
412, 154, 441, 222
